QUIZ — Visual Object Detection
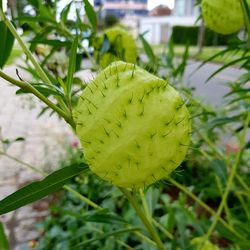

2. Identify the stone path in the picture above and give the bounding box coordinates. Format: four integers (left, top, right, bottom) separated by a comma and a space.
0, 64, 77, 249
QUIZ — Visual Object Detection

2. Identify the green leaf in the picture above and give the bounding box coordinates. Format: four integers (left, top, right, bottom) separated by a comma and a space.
139, 33, 156, 64
206, 116, 241, 130
0, 163, 88, 215
30, 39, 72, 48
173, 42, 189, 77
210, 160, 227, 185
100, 34, 110, 56
0, 21, 15, 69
60, 2, 72, 24
0, 222, 10, 250
66, 36, 78, 96
15, 15, 57, 25
83, 0, 97, 30
73, 227, 141, 248
206, 56, 250, 82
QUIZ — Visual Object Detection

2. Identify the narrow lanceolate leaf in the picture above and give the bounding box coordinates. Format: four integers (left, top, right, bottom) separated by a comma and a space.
73, 227, 142, 248
83, 0, 97, 30
139, 33, 156, 64
66, 36, 78, 97
0, 222, 10, 250
0, 21, 15, 69
0, 163, 88, 215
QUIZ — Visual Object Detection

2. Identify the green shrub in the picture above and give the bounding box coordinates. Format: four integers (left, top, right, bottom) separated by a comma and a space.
172, 25, 233, 46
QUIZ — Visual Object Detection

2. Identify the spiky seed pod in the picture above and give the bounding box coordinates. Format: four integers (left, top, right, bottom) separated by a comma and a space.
73, 61, 191, 188
96, 27, 137, 69
191, 237, 220, 250
201, 0, 249, 35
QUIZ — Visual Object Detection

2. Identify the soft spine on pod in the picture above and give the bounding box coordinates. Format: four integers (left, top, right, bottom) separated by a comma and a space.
73, 61, 192, 188
201, 0, 249, 35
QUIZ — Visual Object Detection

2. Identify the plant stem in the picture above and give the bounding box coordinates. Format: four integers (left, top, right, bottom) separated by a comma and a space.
120, 188, 166, 250
63, 185, 102, 210
0, 9, 51, 84
167, 177, 245, 240
0, 70, 75, 127
139, 189, 174, 240
0, 150, 96, 209
240, 0, 250, 39
0, 150, 156, 247
202, 113, 250, 246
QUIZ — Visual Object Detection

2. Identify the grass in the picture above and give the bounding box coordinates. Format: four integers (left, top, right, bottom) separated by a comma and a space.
153, 45, 249, 65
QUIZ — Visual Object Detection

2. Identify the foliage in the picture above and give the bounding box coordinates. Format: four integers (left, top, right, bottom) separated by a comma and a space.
0, 0, 250, 249
172, 26, 233, 46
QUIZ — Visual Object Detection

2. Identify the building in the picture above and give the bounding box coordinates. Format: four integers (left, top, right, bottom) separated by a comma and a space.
174, 0, 199, 17
150, 5, 172, 17
139, 0, 200, 44
94, 0, 148, 18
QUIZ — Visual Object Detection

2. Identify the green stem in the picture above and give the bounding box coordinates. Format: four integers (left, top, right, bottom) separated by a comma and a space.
203, 113, 250, 244
167, 177, 245, 240
120, 188, 165, 250
197, 127, 250, 194
236, 174, 250, 193
0, 151, 96, 209
139, 189, 174, 240
0, 9, 51, 84
0, 70, 75, 127
0, 150, 156, 247
63, 185, 102, 210
240, 0, 250, 39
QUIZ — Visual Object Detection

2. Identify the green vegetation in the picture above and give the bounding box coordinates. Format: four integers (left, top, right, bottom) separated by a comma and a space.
0, 0, 250, 249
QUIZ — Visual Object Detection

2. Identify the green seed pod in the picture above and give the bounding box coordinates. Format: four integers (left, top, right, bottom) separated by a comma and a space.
191, 237, 219, 250
96, 27, 137, 69
201, 0, 248, 35
74, 61, 191, 188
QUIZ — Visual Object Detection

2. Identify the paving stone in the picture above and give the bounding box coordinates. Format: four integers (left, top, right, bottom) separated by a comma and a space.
0, 63, 74, 249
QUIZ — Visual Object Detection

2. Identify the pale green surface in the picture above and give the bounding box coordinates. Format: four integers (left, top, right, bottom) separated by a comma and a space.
74, 61, 191, 188
6, 47, 22, 65
96, 27, 137, 69
201, 0, 246, 35
191, 237, 220, 250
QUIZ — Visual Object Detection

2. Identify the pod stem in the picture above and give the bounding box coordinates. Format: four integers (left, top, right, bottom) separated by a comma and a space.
239, 0, 250, 40
120, 188, 166, 250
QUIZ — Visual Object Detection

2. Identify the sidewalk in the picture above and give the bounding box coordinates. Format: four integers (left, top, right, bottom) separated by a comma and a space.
0, 64, 74, 249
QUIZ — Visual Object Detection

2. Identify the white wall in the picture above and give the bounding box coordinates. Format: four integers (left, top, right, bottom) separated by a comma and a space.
139, 16, 200, 44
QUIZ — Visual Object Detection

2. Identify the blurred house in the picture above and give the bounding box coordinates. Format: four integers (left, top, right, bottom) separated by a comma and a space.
139, 0, 200, 44
94, 0, 148, 18
149, 5, 172, 17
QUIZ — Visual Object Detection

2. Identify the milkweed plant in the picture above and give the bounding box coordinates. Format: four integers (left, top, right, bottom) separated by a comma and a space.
0, 0, 250, 249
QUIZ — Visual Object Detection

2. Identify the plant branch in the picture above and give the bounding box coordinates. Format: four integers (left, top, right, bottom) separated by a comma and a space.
203, 113, 250, 245
0, 150, 156, 247
0, 9, 51, 84
167, 177, 245, 240
0, 70, 75, 127
240, 0, 250, 39
139, 189, 174, 240
120, 188, 165, 250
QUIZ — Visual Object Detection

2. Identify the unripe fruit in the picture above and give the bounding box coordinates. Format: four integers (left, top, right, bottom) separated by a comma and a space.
201, 0, 248, 35
96, 27, 137, 69
191, 237, 219, 250
74, 61, 191, 188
